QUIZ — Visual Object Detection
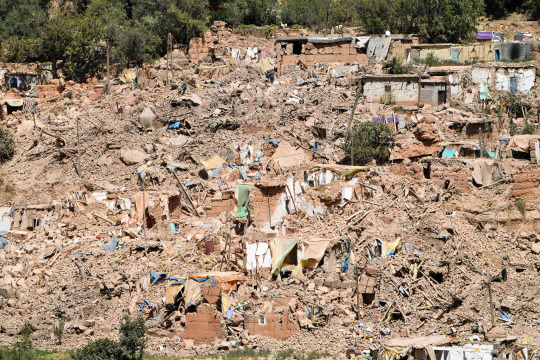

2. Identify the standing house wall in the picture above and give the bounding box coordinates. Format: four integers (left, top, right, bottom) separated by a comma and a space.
495, 68, 535, 93
363, 80, 419, 105
412, 43, 495, 63
472, 66, 535, 94
495, 42, 532, 61
420, 83, 447, 106
277, 41, 369, 70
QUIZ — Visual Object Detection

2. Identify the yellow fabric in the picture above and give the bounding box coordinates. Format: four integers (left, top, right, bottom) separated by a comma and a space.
201, 155, 226, 169
382, 346, 409, 360
271, 238, 299, 276
259, 57, 275, 73
292, 239, 332, 277
184, 279, 203, 307
221, 292, 231, 314
381, 239, 400, 258
165, 283, 184, 305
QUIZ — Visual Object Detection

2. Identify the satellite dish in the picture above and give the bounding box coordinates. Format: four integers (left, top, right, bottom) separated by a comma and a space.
385, 31, 391, 37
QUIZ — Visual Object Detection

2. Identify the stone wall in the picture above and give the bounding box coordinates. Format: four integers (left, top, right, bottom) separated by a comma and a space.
277, 41, 369, 70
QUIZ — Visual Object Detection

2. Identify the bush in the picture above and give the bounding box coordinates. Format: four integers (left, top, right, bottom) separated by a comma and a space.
344, 122, 394, 165
0, 127, 14, 164
53, 319, 65, 345
0, 322, 35, 360
388, 57, 412, 74
119, 316, 146, 360
71, 339, 121, 360
515, 198, 526, 218
522, 119, 536, 135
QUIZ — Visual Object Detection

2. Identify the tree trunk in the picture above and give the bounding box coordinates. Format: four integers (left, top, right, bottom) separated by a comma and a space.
52, 54, 57, 79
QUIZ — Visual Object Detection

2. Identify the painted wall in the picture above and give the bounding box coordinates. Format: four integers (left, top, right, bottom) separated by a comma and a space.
412, 43, 495, 63
363, 80, 419, 105
472, 67, 535, 94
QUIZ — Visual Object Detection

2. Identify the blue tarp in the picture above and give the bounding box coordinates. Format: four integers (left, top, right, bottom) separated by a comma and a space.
168, 121, 186, 129
100, 235, 117, 251
150, 272, 167, 286
441, 148, 456, 159
190, 275, 218, 286
0, 235, 8, 251
211, 166, 223, 179
340, 238, 351, 272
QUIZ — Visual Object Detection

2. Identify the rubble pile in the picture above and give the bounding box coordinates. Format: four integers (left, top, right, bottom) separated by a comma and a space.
0, 22, 539, 359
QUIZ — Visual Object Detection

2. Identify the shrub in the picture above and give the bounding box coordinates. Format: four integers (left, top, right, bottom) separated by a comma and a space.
70, 338, 121, 360
515, 198, 526, 218
119, 316, 146, 360
343, 122, 394, 165
0, 322, 36, 360
522, 119, 535, 135
388, 57, 412, 74
0, 127, 14, 164
53, 319, 65, 345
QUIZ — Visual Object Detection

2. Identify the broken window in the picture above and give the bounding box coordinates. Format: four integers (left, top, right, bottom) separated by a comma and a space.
259, 315, 267, 325
292, 42, 302, 55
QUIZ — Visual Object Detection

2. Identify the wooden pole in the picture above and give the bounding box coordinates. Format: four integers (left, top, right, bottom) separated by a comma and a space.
76, 116, 81, 177
267, 188, 272, 227
479, 128, 483, 158
106, 40, 110, 93
166, 33, 172, 86
171, 171, 200, 217
356, 275, 361, 320
348, 85, 361, 166
141, 174, 146, 239
487, 281, 495, 328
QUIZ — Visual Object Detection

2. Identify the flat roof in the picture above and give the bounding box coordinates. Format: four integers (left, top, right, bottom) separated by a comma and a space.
276, 36, 354, 44
361, 74, 420, 82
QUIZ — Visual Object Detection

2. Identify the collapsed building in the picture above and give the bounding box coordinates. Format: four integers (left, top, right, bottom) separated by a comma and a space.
0, 21, 539, 359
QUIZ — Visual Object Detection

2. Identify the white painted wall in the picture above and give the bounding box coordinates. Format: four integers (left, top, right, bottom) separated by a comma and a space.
364, 81, 419, 104
472, 67, 535, 94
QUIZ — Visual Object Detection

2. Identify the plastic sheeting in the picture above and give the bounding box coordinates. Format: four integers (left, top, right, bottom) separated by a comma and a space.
246, 242, 271, 271
292, 239, 331, 277
441, 148, 456, 159
508, 135, 540, 152
271, 238, 299, 276
380, 238, 400, 258
471, 159, 494, 186
0, 208, 11, 235
234, 184, 252, 218
189, 272, 245, 291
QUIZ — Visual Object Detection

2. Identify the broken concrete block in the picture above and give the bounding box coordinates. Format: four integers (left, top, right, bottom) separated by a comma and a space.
120, 148, 148, 166
139, 107, 155, 129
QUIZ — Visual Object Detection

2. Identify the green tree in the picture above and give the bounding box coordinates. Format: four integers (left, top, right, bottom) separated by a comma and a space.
525, 0, 540, 19
0, 127, 15, 164
344, 122, 394, 165
115, 22, 160, 67
0, 0, 45, 38
38, 12, 73, 78
485, 0, 523, 19
222, 0, 278, 27
71, 338, 121, 360
416, 0, 483, 43
119, 316, 147, 360
62, 14, 105, 82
